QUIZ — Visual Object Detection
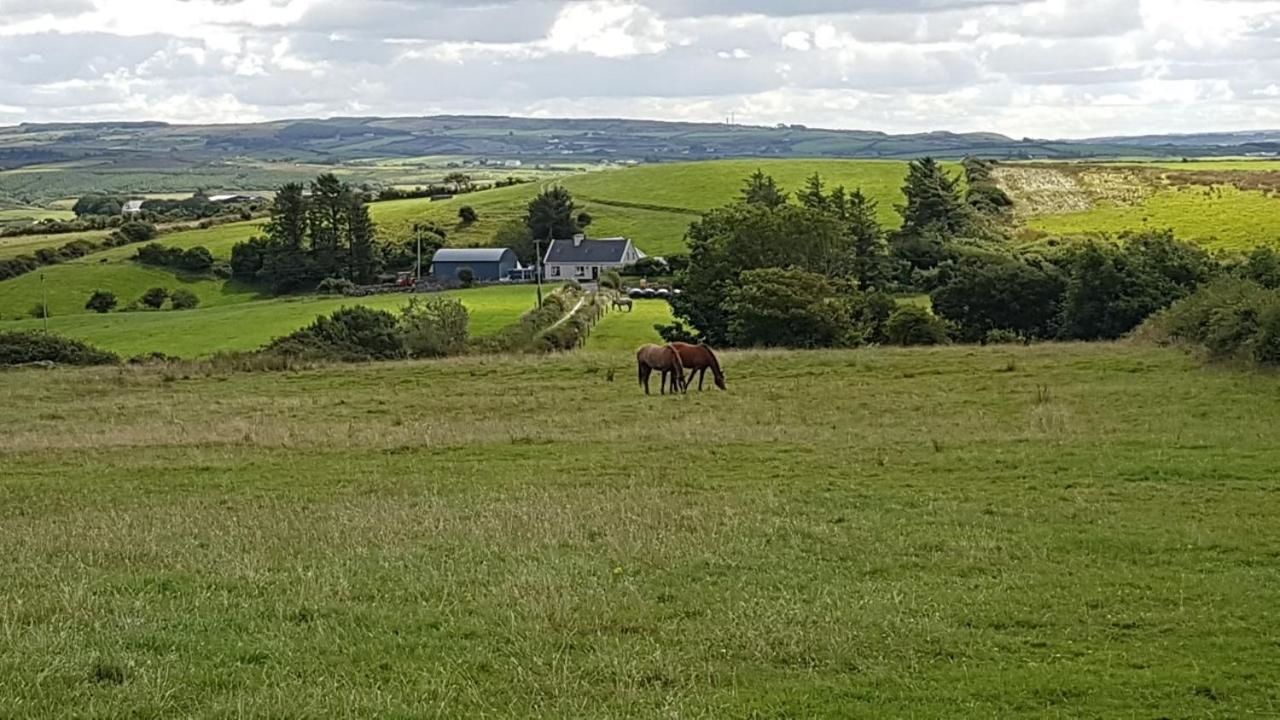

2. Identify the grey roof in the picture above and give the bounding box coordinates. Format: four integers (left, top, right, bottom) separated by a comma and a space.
544, 237, 630, 264
432, 247, 514, 263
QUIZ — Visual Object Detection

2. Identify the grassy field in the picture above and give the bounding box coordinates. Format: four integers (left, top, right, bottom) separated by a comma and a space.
1, 284, 542, 357
2, 343, 1280, 716
587, 299, 673, 351
1028, 185, 1280, 249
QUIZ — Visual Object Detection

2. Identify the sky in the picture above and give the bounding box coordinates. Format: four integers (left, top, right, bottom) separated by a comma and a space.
1, 0, 1279, 138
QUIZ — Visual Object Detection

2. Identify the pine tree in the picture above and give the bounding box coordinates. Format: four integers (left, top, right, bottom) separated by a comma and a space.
847, 189, 887, 289
308, 173, 348, 279
799, 172, 828, 211
829, 185, 849, 222
897, 157, 971, 238
347, 194, 380, 285
740, 170, 789, 208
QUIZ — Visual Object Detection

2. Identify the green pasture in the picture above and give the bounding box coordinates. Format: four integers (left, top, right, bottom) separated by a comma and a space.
2, 344, 1279, 716
586, 299, 673, 351
0, 284, 541, 358
1029, 185, 1280, 249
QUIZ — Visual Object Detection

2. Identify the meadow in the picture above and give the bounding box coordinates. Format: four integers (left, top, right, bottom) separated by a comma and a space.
586, 299, 673, 351
2, 343, 1279, 717
5, 284, 544, 358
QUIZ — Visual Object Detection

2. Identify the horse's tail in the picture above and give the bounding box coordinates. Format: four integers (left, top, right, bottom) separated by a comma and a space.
669, 345, 686, 389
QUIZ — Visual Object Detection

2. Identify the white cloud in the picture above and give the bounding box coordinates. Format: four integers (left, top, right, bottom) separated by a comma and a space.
1, 0, 1278, 137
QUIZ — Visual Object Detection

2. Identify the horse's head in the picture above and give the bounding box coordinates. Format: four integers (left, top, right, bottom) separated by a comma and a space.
714, 371, 727, 391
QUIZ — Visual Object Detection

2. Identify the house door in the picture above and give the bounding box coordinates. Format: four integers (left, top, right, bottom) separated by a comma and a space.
591, 267, 600, 280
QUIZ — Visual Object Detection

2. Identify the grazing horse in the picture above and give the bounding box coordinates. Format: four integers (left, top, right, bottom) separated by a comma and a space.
612, 297, 634, 313
637, 344, 686, 396
671, 342, 726, 391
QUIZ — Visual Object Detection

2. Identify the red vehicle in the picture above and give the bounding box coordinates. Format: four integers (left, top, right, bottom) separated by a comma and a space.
395, 271, 415, 288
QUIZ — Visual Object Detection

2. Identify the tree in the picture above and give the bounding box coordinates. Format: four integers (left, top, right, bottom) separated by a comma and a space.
672, 202, 853, 346
964, 157, 1014, 218
267, 306, 405, 361
169, 288, 200, 311
727, 267, 851, 348
740, 170, 789, 208
85, 290, 118, 314
140, 287, 170, 310
847, 189, 888, 289
458, 205, 479, 225
886, 305, 951, 346
457, 267, 475, 287
577, 212, 593, 228
443, 172, 473, 193
799, 172, 829, 212
494, 220, 536, 265
897, 157, 971, 238
114, 221, 158, 245
307, 173, 347, 280
525, 186, 579, 244
400, 296, 470, 358
346, 194, 380, 285
931, 258, 1065, 342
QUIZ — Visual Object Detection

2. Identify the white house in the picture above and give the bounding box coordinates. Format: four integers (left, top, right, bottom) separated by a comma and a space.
122, 200, 144, 215
542, 235, 642, 283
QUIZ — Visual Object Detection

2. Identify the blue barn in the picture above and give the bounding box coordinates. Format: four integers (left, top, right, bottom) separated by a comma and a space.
430, 247, 519, 283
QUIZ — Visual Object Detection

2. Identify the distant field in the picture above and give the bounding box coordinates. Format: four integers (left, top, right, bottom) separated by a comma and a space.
0, 208, 76, 222
4, 344, 1280, 716
1, 284, 541, 357
586, 299, 673, 351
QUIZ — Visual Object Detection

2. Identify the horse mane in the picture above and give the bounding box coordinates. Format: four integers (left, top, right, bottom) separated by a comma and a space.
703, 345, 723, 378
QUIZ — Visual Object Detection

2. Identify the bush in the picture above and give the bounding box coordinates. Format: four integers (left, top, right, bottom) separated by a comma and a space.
1150, 278, 1280, 361
400, 296, 470, 358
0, 331, 119, 366
266, 306, 406, 361
316, 277, 357, 295
114, 221, 158, 245
136, 243, 215, 273
169, 288, 200, 311
932, 258, 1065, 342
727, 268, 851, 348
984, 328, 1026, 345
656, 321, 699, 344
621, 257, 669, 278
600, 269, 623, 290
0, 255, 39, 280
458, 206, 478, 224
140, 287, 170, 310
849, 290, 898, 345
457, 267, 475, 288
29, 303, 49, 320
886, 306, 950, 346
85, 290, 118, 314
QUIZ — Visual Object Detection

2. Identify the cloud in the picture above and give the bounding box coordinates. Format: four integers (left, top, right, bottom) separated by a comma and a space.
1, 0, 1278, 137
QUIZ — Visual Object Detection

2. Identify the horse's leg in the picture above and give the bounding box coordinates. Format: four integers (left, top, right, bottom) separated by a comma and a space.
640, 364, 651, 395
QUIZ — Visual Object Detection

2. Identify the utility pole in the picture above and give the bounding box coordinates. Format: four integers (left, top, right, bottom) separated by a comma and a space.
40, 273, 48, 333
534, 237, 544, 309
414, 224, 423, 282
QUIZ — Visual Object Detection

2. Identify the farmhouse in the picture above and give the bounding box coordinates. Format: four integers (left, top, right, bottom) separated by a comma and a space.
542, 235, 642, 282
122, 200, 144, 215
430, 247, 519, 283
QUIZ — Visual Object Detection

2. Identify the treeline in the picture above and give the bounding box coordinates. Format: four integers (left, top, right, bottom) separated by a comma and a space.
0, 221, 157, 281
135, 243, 218, 274
374, 174, 529, 203
664, 159, 1244, 349
0, 214, 124, 239
73, 192, 263, 222
229, 174, 382, 293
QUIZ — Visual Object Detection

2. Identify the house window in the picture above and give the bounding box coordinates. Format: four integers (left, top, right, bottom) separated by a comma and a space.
576, 266, 587, 276
550, 266, 560, 277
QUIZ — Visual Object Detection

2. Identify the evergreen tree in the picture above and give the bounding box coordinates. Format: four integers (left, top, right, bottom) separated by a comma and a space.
525, 186, 579, 243
740, 170, 789, 208
266, 183, 308, 250
347, 194, 380, 284
308, 173, 348, 279
799, 172, 829, 212
847, 189, 888, 289
897, 157, 971, 238
829, 185, 849, 222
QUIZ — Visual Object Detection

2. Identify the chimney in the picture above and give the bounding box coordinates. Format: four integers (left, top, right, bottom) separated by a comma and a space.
573, 233, 585, 247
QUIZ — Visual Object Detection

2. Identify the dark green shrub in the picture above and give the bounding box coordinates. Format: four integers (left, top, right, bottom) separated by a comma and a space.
456, 267, 475, 288
266, 306, 406, 361
85, 290, 118, 314
170, 289, 200, 311
316, 277, 357, 295
28, 303, 48, 320
932, 258, 1065, 342
0, 331, 119, 366
140, 287, 170, 310
886, 306, 950, 346
458, 205, 478, 224
984, 329, 1025, 345
728, 267, 851, 348
849, 290, 899, 345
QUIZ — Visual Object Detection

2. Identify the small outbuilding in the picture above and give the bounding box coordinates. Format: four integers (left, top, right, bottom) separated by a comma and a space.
430, 247, 519, 283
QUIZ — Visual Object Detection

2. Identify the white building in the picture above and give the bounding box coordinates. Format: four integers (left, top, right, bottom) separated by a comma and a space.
542, 235, 642, 283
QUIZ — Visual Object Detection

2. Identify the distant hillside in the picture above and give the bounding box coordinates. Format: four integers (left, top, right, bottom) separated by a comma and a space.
4, 116, 1279, 171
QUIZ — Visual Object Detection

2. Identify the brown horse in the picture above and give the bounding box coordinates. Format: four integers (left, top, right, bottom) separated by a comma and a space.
637, 344, 686, 395
671, 342, 726, 391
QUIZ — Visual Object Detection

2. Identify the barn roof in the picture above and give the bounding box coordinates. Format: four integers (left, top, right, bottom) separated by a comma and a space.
544, 237, 631, 264
431, 247, 514, 263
